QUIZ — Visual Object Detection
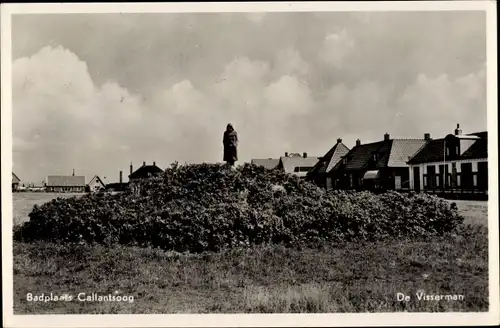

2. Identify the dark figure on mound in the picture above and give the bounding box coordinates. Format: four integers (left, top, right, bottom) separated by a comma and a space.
223, 123, 238, 166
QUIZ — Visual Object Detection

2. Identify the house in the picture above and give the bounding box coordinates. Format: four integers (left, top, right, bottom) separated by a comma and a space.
87, 175, 106, 193
328, 133, 427, 191
46, 170, 86, 193
276, 152, 319, 178
128, 161, 164, 181
407, 124, 488, 197
306, 138, 350, 189
250, 158, 280, 170
12, 172, 20, 192
105, 170, 128, 192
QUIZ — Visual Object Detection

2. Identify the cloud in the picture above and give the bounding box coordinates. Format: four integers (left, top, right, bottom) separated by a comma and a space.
10, 12, 487, 182
12, 46, 144, 180
392, 66, 487, 138
320, 29, 355, 68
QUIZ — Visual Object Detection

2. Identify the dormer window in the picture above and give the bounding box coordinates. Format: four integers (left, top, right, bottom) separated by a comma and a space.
343, 157, 348, 165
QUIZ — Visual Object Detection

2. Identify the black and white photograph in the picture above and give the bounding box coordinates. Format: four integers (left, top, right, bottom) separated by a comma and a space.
1, 1, 498, 327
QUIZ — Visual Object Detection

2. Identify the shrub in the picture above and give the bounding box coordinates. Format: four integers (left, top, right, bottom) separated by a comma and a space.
14, 163, 464, 252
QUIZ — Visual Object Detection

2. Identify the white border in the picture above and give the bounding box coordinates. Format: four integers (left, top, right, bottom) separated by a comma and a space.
1, 1, 498, 327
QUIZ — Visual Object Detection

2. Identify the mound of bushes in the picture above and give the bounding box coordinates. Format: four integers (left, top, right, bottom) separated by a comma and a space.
14, 163, 464, 252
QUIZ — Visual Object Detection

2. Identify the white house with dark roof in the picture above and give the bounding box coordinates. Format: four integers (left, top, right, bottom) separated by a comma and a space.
407, 124, 488, 196
88, 175, 106, 192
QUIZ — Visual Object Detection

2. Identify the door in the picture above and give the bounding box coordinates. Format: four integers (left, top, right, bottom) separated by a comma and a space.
460, 163, 473, 189
326, 177, 332, 190
413, 167, 420, 192
395, 176, 402, 190
477, 161, 488, 191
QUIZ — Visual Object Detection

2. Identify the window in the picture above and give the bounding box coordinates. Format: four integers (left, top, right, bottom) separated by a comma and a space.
426, 165, 436, 189
451, 163, 458, 187
294, 166, 312, 172
446, 148, 450, 156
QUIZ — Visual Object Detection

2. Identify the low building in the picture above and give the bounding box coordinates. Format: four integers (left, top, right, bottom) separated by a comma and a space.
276, 152, 319, 178
27, 183, 45, 192
306, 138, 350, 189
105, 170, 128, 192
87, 175, 106, 192
46, 172, 86, 193
329, 133, 427, 191
12, 172, 20, 192
128, 161, 164, 181
250, 158, 280, 170
407, 124, 487, 198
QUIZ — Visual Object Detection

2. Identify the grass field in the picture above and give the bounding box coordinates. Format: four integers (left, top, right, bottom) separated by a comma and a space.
12, 192, 85, 226
12, 193, 489, 313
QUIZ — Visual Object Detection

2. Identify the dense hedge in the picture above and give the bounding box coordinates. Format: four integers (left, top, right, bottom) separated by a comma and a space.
14, 163, 464, 252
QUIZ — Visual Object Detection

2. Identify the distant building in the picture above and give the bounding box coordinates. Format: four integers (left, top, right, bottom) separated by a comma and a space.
128, 161, 163, 181
87, 175, 106, 193
306, 138, 350, 189
27, 183, 45, 192
276, 152, 319, 178
46, 170, 86, 192
407, 124, 487, 197
12, 172, 20, 192
329, 133, 427, 191
105, 170, 128, 192
250, 158, 280, 170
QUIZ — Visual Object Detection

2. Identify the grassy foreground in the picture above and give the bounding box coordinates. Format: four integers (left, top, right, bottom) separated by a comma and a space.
13, 224, 488, 314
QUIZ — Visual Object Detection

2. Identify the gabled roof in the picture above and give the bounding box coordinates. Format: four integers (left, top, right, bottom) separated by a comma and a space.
462, 138, 488, 159
386, 139, 428, 167
12, 172, 20, 184
46, 175, 86, 187
88, 175, 106, 187
344, 141, 384, 170
408, 131, 488, 164
251, 158, 280, 170
129, 164, 164, 179
335, 138, 426, 171
308, 142, 350, 177
278, 156, 319, 174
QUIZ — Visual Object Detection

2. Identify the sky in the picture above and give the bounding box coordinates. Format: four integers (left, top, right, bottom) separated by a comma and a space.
11, 11, 487, 183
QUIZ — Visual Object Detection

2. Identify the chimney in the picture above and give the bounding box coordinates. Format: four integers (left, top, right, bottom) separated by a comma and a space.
384, 133, 390, 141
303, 152, 307, 158
130, 162, 133, 175
119, 170, 123, 183
143, 161, 146, 166
153, 161, 156, 166
454, 123, 462, 135
72, 169, 75, 176
285, 152, 289, 157
356, 139, 361, 146
424, 133, 431, 141
337, 138, 342, 144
